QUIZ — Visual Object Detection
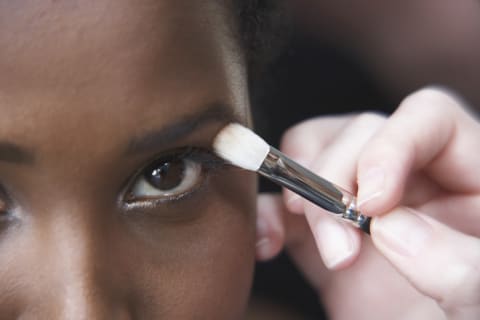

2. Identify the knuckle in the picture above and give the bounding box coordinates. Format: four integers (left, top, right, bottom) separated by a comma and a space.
279, 114, 356, 153
358, 134, 412, 170
279, 117, 330, 157
279, 119, 313, 152
400, 86, 462, 115
350, 112, 386, 130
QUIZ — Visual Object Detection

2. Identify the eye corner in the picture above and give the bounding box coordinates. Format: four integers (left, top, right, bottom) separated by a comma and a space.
0, 185, 21, 229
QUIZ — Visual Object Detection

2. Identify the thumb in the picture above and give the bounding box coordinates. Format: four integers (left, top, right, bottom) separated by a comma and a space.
371, 207, 480, 318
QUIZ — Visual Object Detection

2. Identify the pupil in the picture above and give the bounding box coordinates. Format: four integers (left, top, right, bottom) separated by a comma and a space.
145, 159, 185, 190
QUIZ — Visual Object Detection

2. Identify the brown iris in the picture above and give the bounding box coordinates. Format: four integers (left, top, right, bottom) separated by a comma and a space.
144, 157, 186, 191
124, 149, 209, 205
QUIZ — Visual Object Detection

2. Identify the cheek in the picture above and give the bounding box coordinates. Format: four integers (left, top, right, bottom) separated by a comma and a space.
121, 170, 257, 319
0, 170, 257, 319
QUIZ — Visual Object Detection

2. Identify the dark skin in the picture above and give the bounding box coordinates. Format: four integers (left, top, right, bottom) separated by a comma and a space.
0, 1, 257, 318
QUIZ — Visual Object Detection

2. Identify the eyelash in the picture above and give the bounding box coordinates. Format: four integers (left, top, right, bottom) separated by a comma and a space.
122, 147, 226, 209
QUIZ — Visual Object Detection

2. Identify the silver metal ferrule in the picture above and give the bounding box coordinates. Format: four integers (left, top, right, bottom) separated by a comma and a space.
259, 147, 371, 234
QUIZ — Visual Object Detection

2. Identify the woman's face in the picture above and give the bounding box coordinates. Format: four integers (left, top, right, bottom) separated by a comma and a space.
0, 1, 256, 319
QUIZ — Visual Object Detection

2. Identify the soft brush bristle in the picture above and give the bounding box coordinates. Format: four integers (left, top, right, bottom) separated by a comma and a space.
213, 123, 270, 171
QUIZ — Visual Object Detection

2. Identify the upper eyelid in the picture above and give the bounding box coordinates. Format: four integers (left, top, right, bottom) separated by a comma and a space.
180, 148, 226, 169
139, 146, 223, 168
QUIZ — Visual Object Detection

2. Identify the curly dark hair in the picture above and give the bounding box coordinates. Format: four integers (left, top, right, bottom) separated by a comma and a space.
224, 0, 288, 116
231, 0, 288, 77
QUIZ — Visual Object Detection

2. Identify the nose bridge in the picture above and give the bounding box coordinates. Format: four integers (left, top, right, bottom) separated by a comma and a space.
38, 203, 131, 319
55, 216, 104, 318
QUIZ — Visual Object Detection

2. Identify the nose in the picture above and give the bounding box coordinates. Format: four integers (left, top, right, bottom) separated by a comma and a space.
23, 209, 134, 320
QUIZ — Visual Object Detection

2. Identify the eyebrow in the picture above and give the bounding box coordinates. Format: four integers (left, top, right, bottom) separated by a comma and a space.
0, 142, 35, 165
125, 104, 243, 155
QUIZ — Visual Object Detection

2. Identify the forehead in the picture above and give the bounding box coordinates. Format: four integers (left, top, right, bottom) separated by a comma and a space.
0, 0, 248, 147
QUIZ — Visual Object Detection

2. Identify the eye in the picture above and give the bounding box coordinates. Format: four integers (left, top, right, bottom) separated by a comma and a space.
0, 188, 17, 228
0, 198, 9, 219
126, 156, 202, 203
124, 148, 223, 205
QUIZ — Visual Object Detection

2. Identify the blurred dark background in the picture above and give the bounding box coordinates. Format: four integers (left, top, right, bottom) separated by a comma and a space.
249, 0, 480, 316
250, 30, 395, 320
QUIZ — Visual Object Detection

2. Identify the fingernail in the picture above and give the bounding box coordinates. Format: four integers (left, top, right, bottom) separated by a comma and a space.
358, 167, 385, 207
287, 194, 303, 212
256, 238, 271, 258
256, 217, 271, 259
314, 219, 354, 269
372, 209, 432, 256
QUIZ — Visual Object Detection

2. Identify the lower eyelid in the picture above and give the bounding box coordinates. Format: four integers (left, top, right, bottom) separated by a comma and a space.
123, 167, 213, 207
122, 175, 210, 211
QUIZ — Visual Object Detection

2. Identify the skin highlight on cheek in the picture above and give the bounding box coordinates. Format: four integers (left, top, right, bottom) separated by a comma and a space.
114, 169, 257, 318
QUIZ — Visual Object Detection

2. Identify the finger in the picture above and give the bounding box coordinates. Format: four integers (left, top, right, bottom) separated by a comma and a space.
257, 193, 333, 290
279, 115, 355, 213
357, 87, 480, 216
304, 208, 362, 270
256, 194, 287, 261
371, 207, 480, 317
400, 171, 443, 207
301, 113, 385, 269
418, 194, 480, 238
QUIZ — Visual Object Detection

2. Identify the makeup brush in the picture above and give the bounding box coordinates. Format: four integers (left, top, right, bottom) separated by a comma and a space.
213, 123, 371, 234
